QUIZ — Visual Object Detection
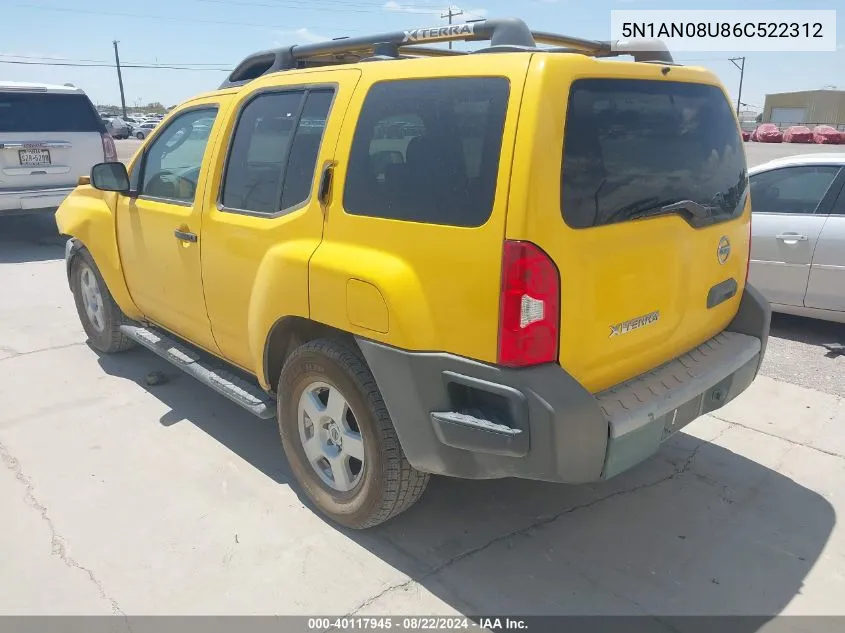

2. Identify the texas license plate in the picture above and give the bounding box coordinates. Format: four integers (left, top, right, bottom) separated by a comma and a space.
19, 149, 51, 167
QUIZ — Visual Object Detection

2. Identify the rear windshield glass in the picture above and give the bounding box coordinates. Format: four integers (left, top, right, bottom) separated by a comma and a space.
0, 92, 103, 133
561, 79, 747, 229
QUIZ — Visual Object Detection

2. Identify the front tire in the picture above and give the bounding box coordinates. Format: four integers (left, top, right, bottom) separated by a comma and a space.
136, 132, 144, 140
278, 338, 429, 529
70, 249, 135, 353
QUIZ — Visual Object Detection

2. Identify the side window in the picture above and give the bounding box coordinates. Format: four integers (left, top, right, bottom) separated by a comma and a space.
221, 89, 333, 215
139, 108, 217, 203
750, 166, 841, 214
343, 77, 510, 227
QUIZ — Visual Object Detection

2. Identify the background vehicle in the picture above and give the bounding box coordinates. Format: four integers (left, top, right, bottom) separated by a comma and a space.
57, 18, 769, 529
0, 81, 115, 216
132, 121, 158, 139
752, 123, 783, 143
104, 117, 131, 139
748, 153, 845, 323
813, 125, 841, 145
783, 126, 813, 143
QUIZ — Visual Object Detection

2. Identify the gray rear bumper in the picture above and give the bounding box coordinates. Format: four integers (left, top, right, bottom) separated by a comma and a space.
357, 285, 771, 483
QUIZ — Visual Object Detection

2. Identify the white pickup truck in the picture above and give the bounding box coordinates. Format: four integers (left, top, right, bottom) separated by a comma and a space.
0, 81, 116, 216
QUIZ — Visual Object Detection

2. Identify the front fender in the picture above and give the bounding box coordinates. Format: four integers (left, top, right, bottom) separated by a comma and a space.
55, 187, 142, 320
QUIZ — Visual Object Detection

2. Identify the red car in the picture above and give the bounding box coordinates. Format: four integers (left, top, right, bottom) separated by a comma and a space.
813, 125, 841, 144
783, 125, 813, 143
741, 130, 751, 141
753, 123, 783, 143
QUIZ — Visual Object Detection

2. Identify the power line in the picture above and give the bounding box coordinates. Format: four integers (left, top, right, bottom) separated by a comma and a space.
15, 4, 368, 32
197, 0, 444, 14
0, 59, 232, 71
0, 53, 233, 67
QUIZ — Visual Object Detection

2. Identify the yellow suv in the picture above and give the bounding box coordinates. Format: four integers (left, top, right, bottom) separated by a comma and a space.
56, 18, 770, 528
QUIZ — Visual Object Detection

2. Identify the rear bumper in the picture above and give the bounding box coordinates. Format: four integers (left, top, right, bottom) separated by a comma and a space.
357, 284, 771, 483
0, 186, 75, 214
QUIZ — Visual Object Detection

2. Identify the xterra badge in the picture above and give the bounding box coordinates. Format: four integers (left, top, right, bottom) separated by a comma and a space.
403, 23, 475, 43
610, 311, 660, 338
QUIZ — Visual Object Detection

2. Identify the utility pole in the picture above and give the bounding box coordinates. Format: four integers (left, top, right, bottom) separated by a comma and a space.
729, 56, 745, 117
441, 6, 464, 50
113, 40, 127, 119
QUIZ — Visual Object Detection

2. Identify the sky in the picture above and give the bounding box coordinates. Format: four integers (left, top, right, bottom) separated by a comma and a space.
1, 0, 842, 112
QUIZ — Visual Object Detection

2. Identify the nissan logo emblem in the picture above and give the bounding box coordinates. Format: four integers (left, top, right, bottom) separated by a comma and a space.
717, 236, 731, 265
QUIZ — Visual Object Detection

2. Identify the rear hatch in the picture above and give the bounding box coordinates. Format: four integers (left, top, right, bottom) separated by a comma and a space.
513, 59, 750, 393
0, 90, 105, 190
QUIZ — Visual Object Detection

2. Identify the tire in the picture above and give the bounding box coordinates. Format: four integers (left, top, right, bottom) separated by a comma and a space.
136, 132, 144, 140
278, 338, 429, 529
70, 248, 135, 353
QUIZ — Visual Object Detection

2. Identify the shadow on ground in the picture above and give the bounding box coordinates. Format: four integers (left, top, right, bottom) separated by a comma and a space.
0, 213, 65, 264
97, 349, 836, 630
770, 313, 845, 349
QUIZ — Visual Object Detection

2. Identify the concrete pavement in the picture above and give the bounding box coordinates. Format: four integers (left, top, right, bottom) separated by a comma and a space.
1, 222, 844, 621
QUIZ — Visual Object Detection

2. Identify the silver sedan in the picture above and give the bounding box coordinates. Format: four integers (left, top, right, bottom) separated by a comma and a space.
749, 153, 845, 323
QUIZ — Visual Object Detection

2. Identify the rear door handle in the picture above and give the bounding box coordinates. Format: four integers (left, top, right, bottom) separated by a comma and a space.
174, 229, 197, 243
776, 233, 808, 243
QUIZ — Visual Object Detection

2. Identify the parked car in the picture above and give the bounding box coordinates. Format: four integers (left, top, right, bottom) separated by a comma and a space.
104, 117, 131, 139
752, 123, 783, 143
813, 125, 841, 144
741, 130, 751, 141
748, 153, 845, 323
56, 17, 769, 528
132, 122, 158, 139
0, 81, 116, 216
783, 126, 813, 143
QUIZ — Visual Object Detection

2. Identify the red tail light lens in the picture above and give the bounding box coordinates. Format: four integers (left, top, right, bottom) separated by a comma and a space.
101, 133, 117, 162
497, 240, 560, 367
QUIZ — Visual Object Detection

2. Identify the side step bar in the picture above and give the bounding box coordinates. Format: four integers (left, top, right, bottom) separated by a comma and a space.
119, 324, 275, 419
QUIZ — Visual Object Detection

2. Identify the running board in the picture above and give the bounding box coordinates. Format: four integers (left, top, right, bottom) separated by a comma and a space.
119, 324, 275, 419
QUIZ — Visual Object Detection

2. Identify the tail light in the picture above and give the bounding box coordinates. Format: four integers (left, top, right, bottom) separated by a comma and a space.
497, 240, 560, 367
101, 133, 117, 162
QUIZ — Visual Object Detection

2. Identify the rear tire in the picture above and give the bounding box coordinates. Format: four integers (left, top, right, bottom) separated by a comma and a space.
70, 249, 135, 353
278, 338, 429, 529
136, 132, 144, 140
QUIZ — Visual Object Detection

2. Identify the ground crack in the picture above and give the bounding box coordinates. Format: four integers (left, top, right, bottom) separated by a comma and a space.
0, 439, 126, 617
341, 432, 718, 620
710, 414, 845, 462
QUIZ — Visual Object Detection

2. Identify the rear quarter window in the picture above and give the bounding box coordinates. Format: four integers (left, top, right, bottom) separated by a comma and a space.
561, 79, 747, 229
343, 77, 510, 227
0, 92, 104, 133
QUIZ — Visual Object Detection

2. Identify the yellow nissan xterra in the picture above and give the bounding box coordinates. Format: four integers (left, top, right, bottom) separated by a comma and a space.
56, 18, 770, 528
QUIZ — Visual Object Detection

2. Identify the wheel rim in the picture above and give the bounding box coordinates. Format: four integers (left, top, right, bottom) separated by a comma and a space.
79, 265, 106, 333
297, 381, 365, 493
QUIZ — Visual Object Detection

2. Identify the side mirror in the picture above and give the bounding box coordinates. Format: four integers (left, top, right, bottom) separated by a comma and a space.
91, 162, 130, 193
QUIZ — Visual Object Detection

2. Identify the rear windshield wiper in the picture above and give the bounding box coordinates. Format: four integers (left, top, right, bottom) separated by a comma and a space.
627, 200, 714, 222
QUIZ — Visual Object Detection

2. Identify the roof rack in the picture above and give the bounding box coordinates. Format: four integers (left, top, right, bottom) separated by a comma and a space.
219, 17, 674, 89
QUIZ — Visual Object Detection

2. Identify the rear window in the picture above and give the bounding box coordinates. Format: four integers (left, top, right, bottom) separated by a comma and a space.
0, 92, 103, 133
343, 77, 510, 227
561, 79, 747, 229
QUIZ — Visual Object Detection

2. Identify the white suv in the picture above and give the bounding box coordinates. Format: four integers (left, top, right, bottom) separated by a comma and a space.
0, 81, 116, 216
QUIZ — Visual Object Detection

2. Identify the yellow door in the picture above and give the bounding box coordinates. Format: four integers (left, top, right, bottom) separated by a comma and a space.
116, 103, 223, 353
200, 69, 361, 374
